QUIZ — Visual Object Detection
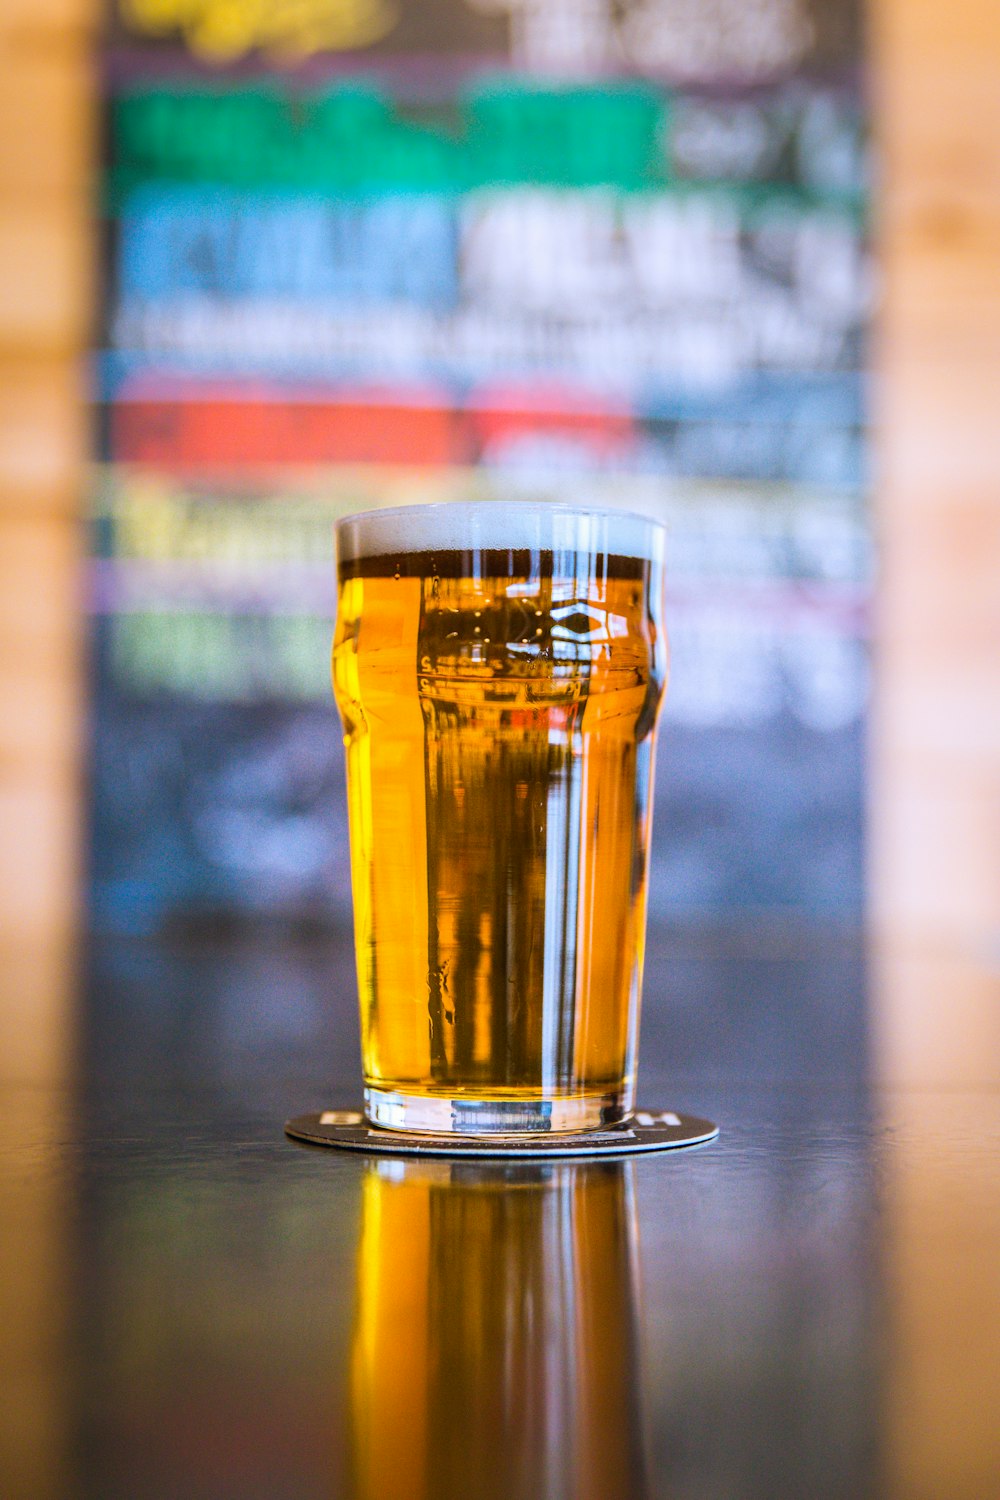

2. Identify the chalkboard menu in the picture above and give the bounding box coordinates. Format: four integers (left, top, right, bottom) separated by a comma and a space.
91, 0, 870, 933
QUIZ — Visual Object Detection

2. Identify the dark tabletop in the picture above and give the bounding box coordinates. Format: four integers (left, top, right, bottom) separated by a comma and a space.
3, 921, 999, 1500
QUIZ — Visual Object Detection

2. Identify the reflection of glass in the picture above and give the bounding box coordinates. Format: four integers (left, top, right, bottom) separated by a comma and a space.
348, 1157, 648, 1500
333, 502, 667, 1134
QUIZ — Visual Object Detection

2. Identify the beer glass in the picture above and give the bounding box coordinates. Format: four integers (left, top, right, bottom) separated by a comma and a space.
333, 502, 667, 1135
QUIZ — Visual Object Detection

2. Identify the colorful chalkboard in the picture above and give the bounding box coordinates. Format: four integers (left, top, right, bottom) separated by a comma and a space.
91, 0, 870, 933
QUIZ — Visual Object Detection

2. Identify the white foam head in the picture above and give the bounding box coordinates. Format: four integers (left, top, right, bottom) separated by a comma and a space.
336, 501, 664, 566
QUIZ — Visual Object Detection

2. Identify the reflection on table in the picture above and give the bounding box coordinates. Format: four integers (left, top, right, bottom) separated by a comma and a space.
349, 1157, 646, 1500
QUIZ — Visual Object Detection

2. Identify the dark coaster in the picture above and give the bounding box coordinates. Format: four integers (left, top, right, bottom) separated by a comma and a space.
285, 1109, 718, 1158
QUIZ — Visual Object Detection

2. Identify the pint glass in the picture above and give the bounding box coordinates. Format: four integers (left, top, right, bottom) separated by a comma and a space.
333, 502, 667, 1134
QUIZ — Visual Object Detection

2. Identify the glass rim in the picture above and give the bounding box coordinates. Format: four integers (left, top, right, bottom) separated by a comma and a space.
334, 499, 666, 566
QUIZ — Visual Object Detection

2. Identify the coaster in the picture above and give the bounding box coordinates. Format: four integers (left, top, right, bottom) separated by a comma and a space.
285, 1109, 718, 1158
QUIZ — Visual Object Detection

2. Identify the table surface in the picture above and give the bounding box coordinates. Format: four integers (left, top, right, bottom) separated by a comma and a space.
3, 921, 999, 1500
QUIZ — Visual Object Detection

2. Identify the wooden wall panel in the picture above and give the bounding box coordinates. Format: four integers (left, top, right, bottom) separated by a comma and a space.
0, 0, 94, 38
0, 214, 92, 354
0, 44, 92, 198
0, 359, 89, 505
0, 2, 94, 953
871, 0, 1000, 956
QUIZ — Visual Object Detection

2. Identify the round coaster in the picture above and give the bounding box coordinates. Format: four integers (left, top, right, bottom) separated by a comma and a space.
285, 1108, 718, 1158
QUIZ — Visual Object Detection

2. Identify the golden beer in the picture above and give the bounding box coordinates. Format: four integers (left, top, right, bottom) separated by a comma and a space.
333, 503, 667, 1133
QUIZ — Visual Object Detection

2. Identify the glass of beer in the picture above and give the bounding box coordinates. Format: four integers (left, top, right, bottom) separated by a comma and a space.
332, 502, 667, 1135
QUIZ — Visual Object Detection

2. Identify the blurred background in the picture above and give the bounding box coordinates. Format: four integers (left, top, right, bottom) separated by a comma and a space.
7, 0, 996, 1028
1, 1, 999, 1497
94, 4, 873, 935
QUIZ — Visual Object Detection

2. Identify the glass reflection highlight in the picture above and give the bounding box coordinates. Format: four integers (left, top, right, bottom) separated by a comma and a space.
348, 1157, 647, 1500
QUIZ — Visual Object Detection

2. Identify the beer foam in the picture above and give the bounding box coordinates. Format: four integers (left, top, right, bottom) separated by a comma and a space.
336, 502, 664, 566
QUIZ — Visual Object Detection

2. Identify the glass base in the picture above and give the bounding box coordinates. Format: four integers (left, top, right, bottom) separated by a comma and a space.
364, 1086, 630, 1137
